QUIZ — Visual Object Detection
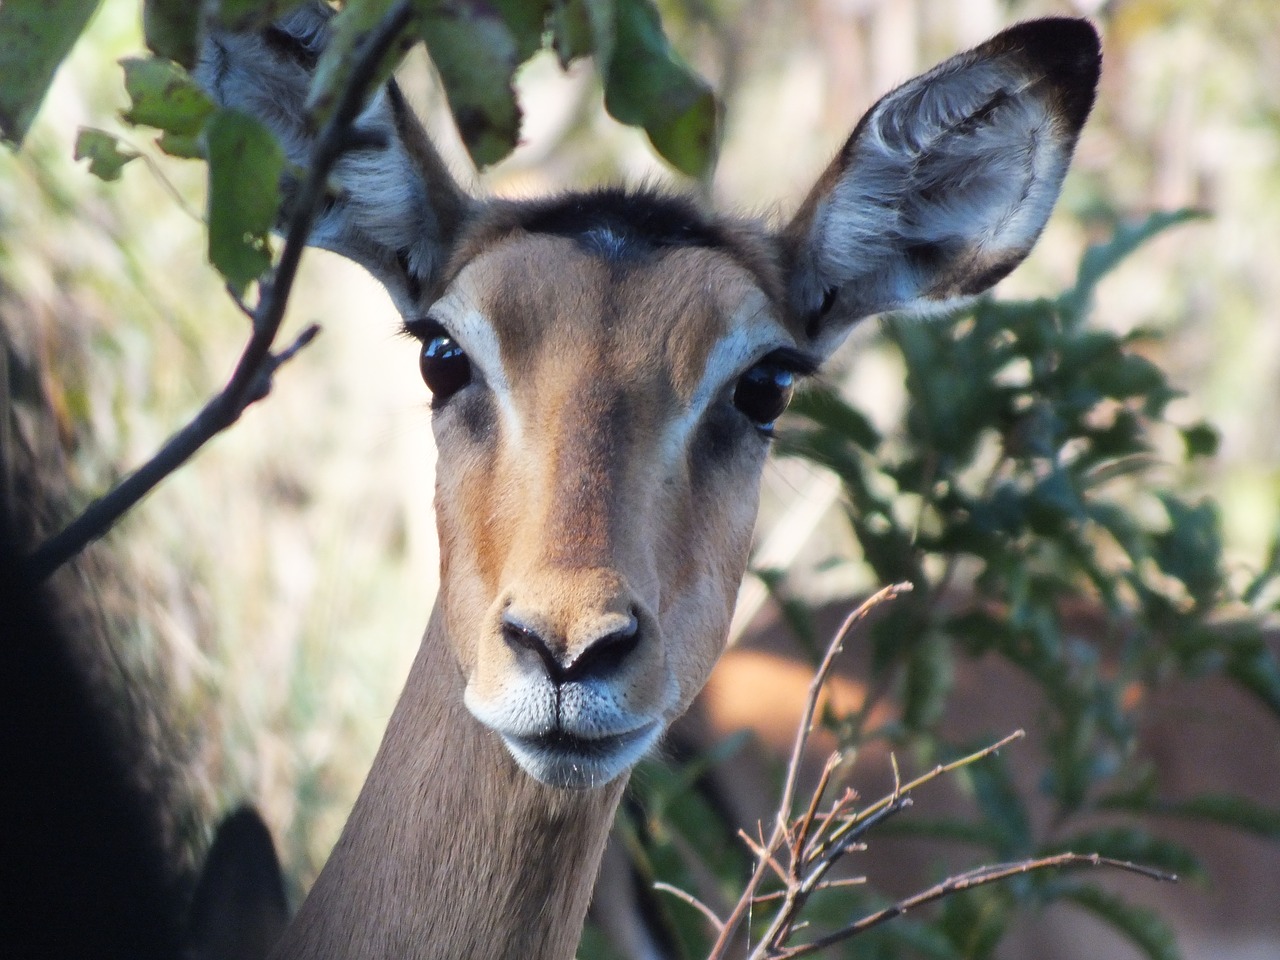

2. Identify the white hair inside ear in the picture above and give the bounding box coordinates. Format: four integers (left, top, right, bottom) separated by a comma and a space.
784, 18, 1101, 360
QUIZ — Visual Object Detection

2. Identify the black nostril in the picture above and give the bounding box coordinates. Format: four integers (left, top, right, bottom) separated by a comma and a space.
562, 613, 641, 683
501, 616, 566, 684
502, 610, 642, 685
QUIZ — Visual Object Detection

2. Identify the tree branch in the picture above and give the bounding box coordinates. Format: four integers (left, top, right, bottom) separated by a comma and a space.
774, 853, 1177, 959
24, 0, 418, 583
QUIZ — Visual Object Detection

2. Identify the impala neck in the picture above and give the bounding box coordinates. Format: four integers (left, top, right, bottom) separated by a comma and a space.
276, 607, 627, 960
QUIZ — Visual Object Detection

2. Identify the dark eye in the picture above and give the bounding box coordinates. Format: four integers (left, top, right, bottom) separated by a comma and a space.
417, 321, 471, 403
733, 360, 795, 433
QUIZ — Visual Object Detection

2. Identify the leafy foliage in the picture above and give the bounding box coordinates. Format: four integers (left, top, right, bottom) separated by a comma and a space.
0, 0, 101, 144
617, 213, 1279, 959
1, 0, 719, 297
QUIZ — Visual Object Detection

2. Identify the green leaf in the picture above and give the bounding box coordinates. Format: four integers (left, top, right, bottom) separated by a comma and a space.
603, 0, 717, 177
958, 748, 1031, 858
1153, 495, 1224, 606
421, 5, 521, 167
1064, 886, 1182, 960
489, 0, 553, 61
120, 56, 216, 141
939, 884, 1014, 960
74, 128, 139, 181
1043, 827, 1202, 881
1227, 641, 1280, 719
903, 630, 953, 729
143, 0, 201, 67
1085, 353, 1168, 402
0, 0, 102, 144
789, 385, 881, 451
1180, 422, 1219, 460
1099, 791, 1280, 839
308, 0, 421, 125
550, 0, 615, 69
214, 0, 310, 32
204, 108, 284, 292
1063, 210, 1206, 319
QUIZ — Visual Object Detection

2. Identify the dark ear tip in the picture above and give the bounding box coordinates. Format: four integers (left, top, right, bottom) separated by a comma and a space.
992, 17, 1102, 131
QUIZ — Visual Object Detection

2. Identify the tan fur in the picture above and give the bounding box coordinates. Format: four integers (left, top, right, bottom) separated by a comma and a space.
193, 10, 1099, 958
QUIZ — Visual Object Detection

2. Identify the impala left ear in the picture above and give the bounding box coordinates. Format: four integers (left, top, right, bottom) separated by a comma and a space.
782, 18, 1101, 359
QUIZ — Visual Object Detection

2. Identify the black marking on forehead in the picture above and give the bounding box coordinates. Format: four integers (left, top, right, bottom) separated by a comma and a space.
513, 188, 731, 262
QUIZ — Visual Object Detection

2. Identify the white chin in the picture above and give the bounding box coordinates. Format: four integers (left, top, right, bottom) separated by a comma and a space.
500, 723, 661, 790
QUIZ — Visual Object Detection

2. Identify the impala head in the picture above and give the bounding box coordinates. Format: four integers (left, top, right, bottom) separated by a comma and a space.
201, 6, 1100, 789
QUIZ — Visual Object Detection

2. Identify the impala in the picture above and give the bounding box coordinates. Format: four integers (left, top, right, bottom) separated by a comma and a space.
193, 6, 1101, 957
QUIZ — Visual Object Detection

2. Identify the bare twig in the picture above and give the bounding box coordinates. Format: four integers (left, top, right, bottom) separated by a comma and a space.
24, 1, 418, 582
654, 882, 724, 932
772, 853, 1177, 959
706, 584, 912, 960
695, 581, 1175, 960
776, 583, 914, 836
812, 730, 1024, 865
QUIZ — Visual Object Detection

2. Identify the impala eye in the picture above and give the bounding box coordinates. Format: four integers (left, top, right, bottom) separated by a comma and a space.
415, 320, 471, 403
733, 360, 796, 433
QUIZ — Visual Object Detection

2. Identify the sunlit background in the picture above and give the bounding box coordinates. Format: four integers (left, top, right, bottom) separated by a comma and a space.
2, 0, 1277, 955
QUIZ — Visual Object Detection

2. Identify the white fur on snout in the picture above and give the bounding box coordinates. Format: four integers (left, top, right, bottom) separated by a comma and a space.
463, 671, 678, 788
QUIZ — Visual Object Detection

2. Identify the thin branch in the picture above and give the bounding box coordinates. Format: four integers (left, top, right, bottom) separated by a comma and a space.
24, 1, 418, 582
654, 883, 724, 932
792, 752, 841, 871
737, 829, 789, 885
774, 853, 1178, 959
776, 583, 914, 835
815, 730, 1025, 862
708, 585, 913, 960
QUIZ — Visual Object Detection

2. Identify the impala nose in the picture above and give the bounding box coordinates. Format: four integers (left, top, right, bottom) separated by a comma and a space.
501, 610, 641, 685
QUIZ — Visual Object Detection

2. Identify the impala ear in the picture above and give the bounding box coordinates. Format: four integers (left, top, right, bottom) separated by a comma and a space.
196, 2, 474, 315
782, 17, 1101, 359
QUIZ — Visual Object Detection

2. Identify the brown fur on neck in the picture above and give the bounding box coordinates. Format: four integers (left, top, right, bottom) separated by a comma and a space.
275, 608, 626, 960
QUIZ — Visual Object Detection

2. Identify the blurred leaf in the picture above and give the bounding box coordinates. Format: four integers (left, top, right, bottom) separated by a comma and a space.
877, 814, 1006, 849
489, 0, 552, 61
1242, 524, 1280, 606
214, 0, 310, 31
1226, 641, 1280, 719
959, 748, 1031, 858
1153, 495, 1223, 606
603, 0, 716, 177
143, 0, 201, 66
1064, 210, 1207, 319
1180, 422, 1219, 460
308, 0, 421, 125
551, 0, 615, 68
120, 55, 216, 152
790, 385, 881, 451
421, 5, 521, 167
0, 0, 101, 145
74, 129, 139, 181
204, 108, 284, 292
939, 883, 1013, 960
903, 630, 953, 730
1042, 827, 1203, 881
1064, 886, 1181, 960
1098, 791, 1280, 839
1085, 353, 1168, 402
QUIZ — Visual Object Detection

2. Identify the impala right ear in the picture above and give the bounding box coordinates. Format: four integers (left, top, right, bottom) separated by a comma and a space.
196, 2, 473, 315
783, 18, 1101, 360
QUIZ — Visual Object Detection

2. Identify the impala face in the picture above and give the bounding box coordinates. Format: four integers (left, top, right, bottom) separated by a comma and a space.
200, 6, 1101, 790
409, 204, 809, 788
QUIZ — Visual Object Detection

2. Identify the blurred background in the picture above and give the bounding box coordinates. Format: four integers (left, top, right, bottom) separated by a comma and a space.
1, 0, 1277, 956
